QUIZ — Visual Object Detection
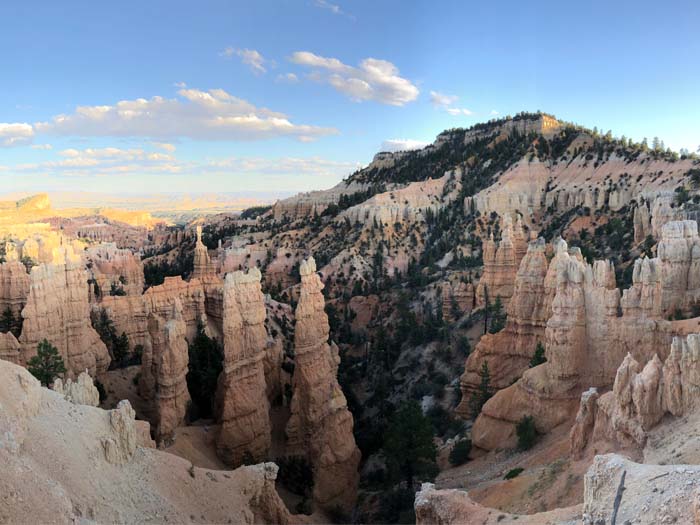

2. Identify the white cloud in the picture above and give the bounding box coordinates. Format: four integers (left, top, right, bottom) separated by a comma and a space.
430, 91, 458, 108
204, 156, 359, 177
490, 110, 500, 116
446, 107, 473, 116
152, 142, 177, 152
8, 144, 357, 183
276, 73, 299, 83
290, 51, 418, 106
0, 123, 34, 147
34, 87, 337, 142
221, 47, 269, 75
429, 90, 473, 117
31, 143, 52, 150
381, 138, 429, 152
313, 0, 354, 19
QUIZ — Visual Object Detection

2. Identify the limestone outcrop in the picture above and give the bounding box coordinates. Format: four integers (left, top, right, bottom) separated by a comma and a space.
285, 256, 360, 511
475, 214, 528, 307
139, 302, 191, 442
102, 399, 139, 465
191, 225, 218, 279
571, 334, 700, 454
457, 238, 554, 408
143, 276, 208, 341
215, 268, 271, 466
52, 370, 100, 407
569, 387, 599, 459
0, 260, 30, 319
0, 331, 21, 363
85, 242, 145, 297
470, 239, 676, 450
0, 358, 297, 524
19, 246, 110, 377
583, 454, 700, 525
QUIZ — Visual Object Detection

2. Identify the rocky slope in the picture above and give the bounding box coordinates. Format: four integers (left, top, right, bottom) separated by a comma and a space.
0, 358, 297, 524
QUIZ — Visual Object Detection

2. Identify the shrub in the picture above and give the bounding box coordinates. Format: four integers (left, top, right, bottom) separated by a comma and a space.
529, 342, 547, 367
504, 467, 524, 480
449, 439, 472, 466
516, 415, 538, 450
27, 339, 66, 386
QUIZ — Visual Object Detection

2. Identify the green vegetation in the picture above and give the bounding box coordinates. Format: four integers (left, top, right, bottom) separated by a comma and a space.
529, 342, 547, 367
186, 323, 223, 419
449, 439, 472, 466
27, 339, 66, 386
0, 306, 21, 337
469, 361, 493, 417
504, 467, 524, 480
90, 308, 133, 368
516, 415, 538, 450
488, 295, 506, 334
383, 401, 438, 487
239, 205, 272, 220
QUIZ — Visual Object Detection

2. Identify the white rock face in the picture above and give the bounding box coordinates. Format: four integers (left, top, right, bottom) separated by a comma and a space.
52, 370, 100, 407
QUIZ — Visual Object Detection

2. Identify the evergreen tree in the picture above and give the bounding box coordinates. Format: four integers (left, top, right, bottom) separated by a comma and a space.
469, 361, 492, 417
0, 306, 17, 335
186, 323, 223, 419
384, 401, 437, 488
529, 342, 547, 367
488, 295, 505, 334
113, 331, 130, 367
27, 339, 66, 386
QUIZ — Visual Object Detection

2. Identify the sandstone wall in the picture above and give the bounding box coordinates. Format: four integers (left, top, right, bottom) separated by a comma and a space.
19, 247, 110, 378
215, 268, 271, 466
285, 256, 360, 512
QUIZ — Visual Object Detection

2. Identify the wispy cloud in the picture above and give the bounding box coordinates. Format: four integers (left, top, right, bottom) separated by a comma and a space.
8, 144, 358, 182
220, 47, 270, 75
34, 87, 337, 142
0, 123, 34, 147
30, 143, 52, 150
290, 51, 418, 106
276, 72, 299, 84
430, 91, 458, 108
313, 0, 354, 19
430, 90, 473, 117
381, 138, 429, 152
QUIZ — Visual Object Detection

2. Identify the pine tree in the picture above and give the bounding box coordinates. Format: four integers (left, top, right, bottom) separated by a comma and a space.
383, 401, 437, 487
488, 295, 505, 334
529, 341, 547, 367
27, 339, 66, 386
469, 361, 492, 417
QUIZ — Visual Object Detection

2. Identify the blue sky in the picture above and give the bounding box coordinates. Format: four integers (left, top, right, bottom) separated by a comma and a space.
1, 0, 699, 197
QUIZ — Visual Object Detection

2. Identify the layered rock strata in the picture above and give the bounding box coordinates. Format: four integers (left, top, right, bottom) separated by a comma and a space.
457, 237, 556, 407
0, 260, 30, 318
85, 242, 145, 297
19, 247, 110, 377
215, 268, 271, 465
470, 236, 677, 450
143, 276, 208, 341
475, 214, 528, 307
285, 256, 360, 511
139, 302, 191, 442
573, 333, 700, 453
